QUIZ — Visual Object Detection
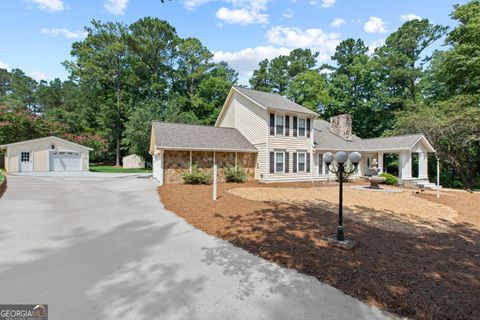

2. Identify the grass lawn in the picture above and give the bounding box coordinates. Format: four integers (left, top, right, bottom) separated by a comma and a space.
159, 181, 480, 320
89, 164, 151, 173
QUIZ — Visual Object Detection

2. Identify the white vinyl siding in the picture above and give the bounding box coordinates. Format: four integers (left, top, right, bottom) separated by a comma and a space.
217, 93, 267, 146
255, 143, 266, 180
266, 114, 314, 182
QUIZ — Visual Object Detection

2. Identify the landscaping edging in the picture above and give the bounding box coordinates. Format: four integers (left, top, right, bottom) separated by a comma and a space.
0, 176, 7, 198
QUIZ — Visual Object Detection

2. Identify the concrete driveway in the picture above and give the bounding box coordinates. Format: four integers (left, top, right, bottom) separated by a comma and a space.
0, 175, 397, 320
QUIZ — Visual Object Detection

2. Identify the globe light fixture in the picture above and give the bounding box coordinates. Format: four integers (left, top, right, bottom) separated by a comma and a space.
334, 151, 348, 164
322, 152, 334, 166
324, 150, 362, 248
348, 152, 362, 165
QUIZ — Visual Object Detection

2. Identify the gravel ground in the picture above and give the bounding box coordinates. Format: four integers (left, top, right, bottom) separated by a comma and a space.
229, 185, 459, 235
159, 182, 480, 320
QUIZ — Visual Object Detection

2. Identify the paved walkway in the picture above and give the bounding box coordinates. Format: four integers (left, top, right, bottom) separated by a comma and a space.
0, 175, 397, 320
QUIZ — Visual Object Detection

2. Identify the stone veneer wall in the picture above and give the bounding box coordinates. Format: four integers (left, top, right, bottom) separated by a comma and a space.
163, 150, 256, 184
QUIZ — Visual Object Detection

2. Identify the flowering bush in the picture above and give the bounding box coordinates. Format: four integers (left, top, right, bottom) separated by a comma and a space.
0, 104, 67, 143
0, 104, 108, 162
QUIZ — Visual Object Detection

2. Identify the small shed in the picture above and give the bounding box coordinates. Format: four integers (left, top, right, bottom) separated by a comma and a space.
0, 136, 92, 173
122, 154, 145, 169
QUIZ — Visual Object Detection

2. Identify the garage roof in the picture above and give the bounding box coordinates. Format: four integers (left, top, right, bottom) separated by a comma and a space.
0, 136, 93, 150
151, 121, 257, 152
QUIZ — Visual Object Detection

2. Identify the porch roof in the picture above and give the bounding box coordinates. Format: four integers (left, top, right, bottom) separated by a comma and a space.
314, 120, 435, 152
151, 121, 257, 153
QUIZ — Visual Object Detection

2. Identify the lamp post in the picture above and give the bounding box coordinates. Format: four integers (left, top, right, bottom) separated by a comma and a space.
323, 151, 362, 242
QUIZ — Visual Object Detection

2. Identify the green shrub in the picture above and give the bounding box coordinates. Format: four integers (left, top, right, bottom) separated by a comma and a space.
379, 172, 398, 185
224, 165, 246, 183
0, 170, 5, 183
181, 165, 211, 185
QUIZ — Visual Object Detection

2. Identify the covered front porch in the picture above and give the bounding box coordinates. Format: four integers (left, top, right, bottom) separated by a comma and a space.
361, 150, 430, 183
358, 135, 437, 186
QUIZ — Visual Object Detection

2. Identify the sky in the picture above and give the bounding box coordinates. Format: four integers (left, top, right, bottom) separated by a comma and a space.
0, 0, 468, 85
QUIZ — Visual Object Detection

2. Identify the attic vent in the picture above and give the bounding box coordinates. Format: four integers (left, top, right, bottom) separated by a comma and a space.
330, 114, 352, 141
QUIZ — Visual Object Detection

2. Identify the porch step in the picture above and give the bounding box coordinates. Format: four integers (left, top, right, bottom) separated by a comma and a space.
416, 182, 442, 190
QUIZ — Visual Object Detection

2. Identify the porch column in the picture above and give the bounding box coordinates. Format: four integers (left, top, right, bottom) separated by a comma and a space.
418, 152, 428, 179
399, 151, 412, 180
189, 150, 192, 173
377, 152, 384, 173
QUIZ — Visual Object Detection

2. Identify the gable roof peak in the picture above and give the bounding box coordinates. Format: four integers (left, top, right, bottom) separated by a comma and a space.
232, 86, 318, 116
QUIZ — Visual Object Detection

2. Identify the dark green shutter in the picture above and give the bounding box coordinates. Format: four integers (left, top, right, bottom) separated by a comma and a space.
269, 152, 274, 173
319, 154, 323, 174
293, 117, 297, 137
293, 153, 297, 173
285, 116, 290, 136
307, 118, 311, 138
285, 152, 289, 173
306, 153, 310, 173
270, 113, 275, 135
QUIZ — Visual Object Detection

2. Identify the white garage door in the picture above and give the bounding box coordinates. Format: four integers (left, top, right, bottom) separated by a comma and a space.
50, 151, 82, 171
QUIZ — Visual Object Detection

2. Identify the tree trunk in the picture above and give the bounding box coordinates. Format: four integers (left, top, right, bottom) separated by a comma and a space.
451, 159, 475, 191
115, 78, 121, 167
116, 137, 120, 167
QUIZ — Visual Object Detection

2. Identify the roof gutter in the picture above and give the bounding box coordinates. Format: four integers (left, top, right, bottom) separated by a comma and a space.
155, 146, 258, 153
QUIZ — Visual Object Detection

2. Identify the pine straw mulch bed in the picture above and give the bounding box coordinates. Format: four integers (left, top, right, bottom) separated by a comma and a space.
158, 182, 480, 320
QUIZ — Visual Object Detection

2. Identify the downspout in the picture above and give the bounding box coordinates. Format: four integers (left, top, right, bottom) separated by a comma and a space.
437, 157, 440, 198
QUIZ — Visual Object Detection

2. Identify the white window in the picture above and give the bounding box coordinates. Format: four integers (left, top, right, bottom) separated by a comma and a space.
297, 152, 306, 172
275, 115, 284, 135
20, 152, 30, 162
275, 151, 285, 173
298, 118, 306, 137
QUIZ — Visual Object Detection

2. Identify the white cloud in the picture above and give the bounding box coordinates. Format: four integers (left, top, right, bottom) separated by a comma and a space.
368, 39, 385, 55
321, 0, 335, 8
183, 0, 271, 25
309, 0, 335, 8
28, 0, 64, 12
104, 0, 129, 15
182, 0, 214, 10
400, 13, 421, 21
214, 46, 291, 83
216, 0, 270, 25
283, 9, 293, 18
266, 26, 341, 53
216, 7, 268, 24
41, 28, 87, 39
331, 18, 345, 28
364, 16, 387, 33
0, 59, 10, 70
29, 71, 48, 81
215, 26, 341, 83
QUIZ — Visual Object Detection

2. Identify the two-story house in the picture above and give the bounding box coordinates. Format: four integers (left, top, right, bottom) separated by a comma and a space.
150, 86, 436, 186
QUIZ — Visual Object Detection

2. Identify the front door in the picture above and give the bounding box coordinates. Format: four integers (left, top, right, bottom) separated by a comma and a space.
364, 154, 374, 176
19, 151, 33, 172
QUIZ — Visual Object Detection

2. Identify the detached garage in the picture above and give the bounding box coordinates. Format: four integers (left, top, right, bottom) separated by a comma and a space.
0, 136, 92, 173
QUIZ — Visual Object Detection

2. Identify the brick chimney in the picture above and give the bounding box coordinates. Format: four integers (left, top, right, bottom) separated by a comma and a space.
329, 114, 352, 141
